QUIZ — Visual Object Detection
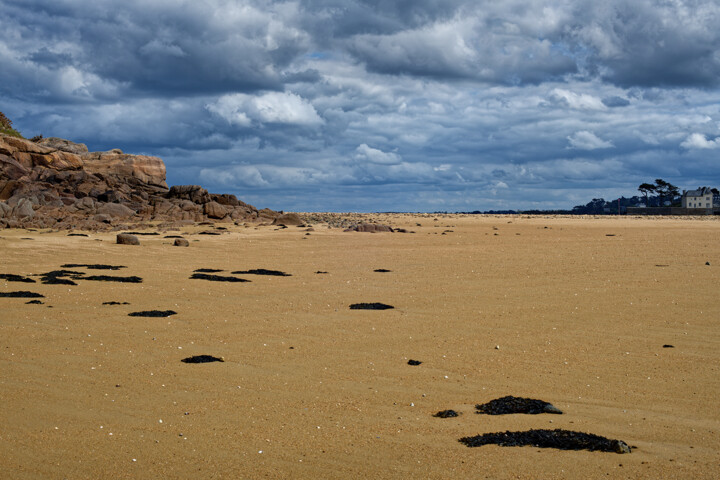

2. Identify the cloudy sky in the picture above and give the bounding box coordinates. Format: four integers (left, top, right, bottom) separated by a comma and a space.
2, 0, 719, 212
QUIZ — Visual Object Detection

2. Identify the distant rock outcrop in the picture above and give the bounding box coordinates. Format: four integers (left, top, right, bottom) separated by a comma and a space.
0, 133, 279, 230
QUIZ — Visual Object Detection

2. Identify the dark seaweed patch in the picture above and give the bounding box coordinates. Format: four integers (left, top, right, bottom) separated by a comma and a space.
164, 235, 185, 239
374, 269, 392, 273
407, 359, 422, 366
434, 410, 460, 418
0, 291, 44, 298
122, 232, 160, 236
193, 268, 224, 273
663, 344, 675, 348
475, 396, 562, 415
197, 231, 221, 235
84, 275, 143, 283
61, 264, 126, 270
231, 269, 291, 277
128, 310, 177, 317
181, 355, 224, 363
103, 301, 130, 305
350, 303, 394, 310
315, 271, 328, 274
38, 270, 85, 285
25, 299, 44, 304
190, 273, 250, 282
67, 233, 89, 237
0, 274, 36, 283
459, 429, 631, 453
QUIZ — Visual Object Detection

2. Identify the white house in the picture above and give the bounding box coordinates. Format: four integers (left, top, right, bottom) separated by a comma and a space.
681, 187, 713, 208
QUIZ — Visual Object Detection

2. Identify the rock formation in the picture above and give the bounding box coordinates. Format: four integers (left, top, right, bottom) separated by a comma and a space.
0, 133, 280, 230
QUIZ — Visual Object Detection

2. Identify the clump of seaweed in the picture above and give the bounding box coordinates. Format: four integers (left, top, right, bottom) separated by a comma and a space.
349, 303, 394, 310
181, 355, 224, 363
475, 396, 563, 415
459, 429, 631, 454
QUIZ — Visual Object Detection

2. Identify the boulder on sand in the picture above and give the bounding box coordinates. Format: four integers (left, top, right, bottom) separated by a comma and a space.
116, 233, 140, 245
272, 212, 303, 226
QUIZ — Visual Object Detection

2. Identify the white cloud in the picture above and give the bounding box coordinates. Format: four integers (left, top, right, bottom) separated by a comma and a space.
206, 91, 323, 126
354, 144, 402, 165
567, 131, 614, 150
681, 133, 720, 149
549, 89, 607, 110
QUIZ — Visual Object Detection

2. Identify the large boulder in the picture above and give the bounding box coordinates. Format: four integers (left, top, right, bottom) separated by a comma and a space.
0, 201, 10, 218
0, 135, 82, 170
168, 185, 211, 204
96, 202, 135, 218
347, 223, 394, 233
11, 198, 35, 219
116, 233, 140, 245
37, 137, 89, 155
82, 151, 168, 190
203, 201, 227, 219
272, 212, 302, 226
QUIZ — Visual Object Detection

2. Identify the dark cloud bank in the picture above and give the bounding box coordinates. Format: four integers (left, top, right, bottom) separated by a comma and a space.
2, 0, 719, 212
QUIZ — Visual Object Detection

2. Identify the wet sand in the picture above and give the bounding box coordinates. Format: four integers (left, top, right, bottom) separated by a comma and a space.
1, 215, 719, 479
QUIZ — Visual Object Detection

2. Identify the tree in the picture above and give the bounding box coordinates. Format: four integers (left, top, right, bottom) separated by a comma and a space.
638, 183, 656, 206
654, 178, 679, 205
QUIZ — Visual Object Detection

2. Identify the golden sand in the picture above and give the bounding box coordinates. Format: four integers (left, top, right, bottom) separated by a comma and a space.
1, 215, 718, 479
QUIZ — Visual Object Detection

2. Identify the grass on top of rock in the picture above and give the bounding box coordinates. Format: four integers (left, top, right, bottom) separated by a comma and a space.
0, 111, 23, 138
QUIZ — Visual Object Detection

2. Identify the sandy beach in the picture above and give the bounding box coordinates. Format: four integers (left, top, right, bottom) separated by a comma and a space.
1, 215, 719, 479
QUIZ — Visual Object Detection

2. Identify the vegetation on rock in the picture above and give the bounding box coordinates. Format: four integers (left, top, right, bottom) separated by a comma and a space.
0, 111, 23, 138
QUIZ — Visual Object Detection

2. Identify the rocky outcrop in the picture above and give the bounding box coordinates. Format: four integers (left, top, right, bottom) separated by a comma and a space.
0, 133, 277, 230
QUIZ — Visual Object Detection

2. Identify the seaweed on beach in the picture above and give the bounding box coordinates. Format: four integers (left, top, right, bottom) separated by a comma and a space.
374, 269, 392, 272
128, 310, 177, 317
84, 275, 143, 283
0, 291, 44, 298
475, 396, 563, 415
0, 273, 36, 283
459, 429, 631, 453
193, 268, 224, 273
67, 233, 89, 237
407, 359, 422, 366
231, 269, 291, 276
434, 410, 460, 418
121, 232, 159, 236
38, 270, 86, 285
349, 303, 394, 310
25, 299, 44, 304
61, 264, 126, 270
190, 273, 250, 282
181, 355, 224, 363
103, 301, 130, 305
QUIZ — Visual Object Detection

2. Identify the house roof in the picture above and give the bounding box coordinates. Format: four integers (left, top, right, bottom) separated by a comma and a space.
683, 187, 713, 197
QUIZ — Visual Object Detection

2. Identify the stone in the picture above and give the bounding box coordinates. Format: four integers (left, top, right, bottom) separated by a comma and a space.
174, 238, 189, 247
272, 212, 303, 226
37, 137, 89, 155
116, 233, 140, 245
167, 185, 210, 204
204, 201, 227, 219
12, 198, 35, 219
349, 223, 394, 233
0, 201, 10, 218
96, 202, 135, 218
81, 151, 168, 189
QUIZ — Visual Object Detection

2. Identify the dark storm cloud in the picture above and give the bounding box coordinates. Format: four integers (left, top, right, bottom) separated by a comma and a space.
1, 0, 719, 211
